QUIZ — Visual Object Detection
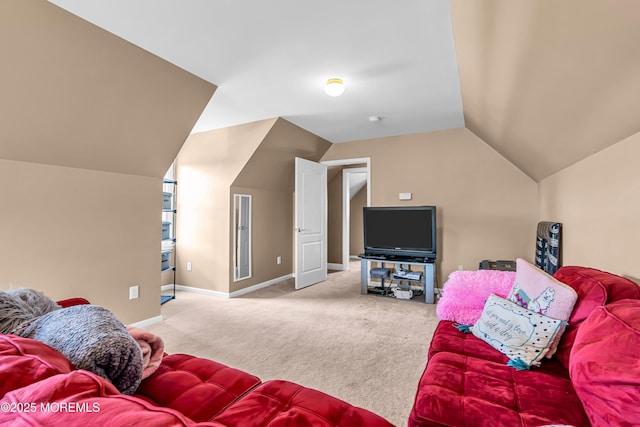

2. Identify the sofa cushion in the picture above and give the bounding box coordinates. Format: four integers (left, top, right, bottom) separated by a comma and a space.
552, 266, 640, 368
135, 353, 261, 422
408, 351, 590, 427
213, 380, 394, 427
428, 320, 509, 364
427, 321, 572, 377
0, 334, 73, 397
471, 294, 564, 369
569, 299, 640, 427
0, 369, 225, 426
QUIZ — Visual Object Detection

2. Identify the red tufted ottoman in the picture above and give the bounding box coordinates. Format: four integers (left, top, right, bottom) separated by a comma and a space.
135, 354, 261, 422
214, 380, 394, 426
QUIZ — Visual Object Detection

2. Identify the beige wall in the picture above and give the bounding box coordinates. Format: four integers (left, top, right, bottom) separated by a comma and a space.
0, 159, 160, 324
322, 128, 538, 286
539, 131, 640, 280
1, 1, 215, 324
228, 187, 293, 292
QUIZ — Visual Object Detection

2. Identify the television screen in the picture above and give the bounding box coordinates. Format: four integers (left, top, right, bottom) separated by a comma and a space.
363, 206, 436, 259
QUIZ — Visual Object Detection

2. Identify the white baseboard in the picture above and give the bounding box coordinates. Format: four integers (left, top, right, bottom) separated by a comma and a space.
129, 315, 163, 329
229, 274, 294, 297
328, 263, 347, 271
160, 273, 294, 299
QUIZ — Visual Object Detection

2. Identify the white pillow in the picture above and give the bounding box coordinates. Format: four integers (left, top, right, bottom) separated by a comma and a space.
472, 294, 564, 369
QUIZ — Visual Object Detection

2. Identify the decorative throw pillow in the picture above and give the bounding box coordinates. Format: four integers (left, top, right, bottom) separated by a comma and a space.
472, 294, 564, 369
507, 258, 578, 319
436, 269, 516, 325
569, 300, 640, 427
507, 259, 577, 357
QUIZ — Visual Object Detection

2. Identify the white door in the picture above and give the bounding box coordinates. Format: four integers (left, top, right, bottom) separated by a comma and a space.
295, 157, 327, 289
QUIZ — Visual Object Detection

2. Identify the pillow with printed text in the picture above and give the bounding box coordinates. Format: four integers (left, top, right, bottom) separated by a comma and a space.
472, 294, 564, 369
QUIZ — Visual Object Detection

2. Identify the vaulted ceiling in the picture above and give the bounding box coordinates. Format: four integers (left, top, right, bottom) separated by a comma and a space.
48, 0, 640, 182
452, 0, 640, 181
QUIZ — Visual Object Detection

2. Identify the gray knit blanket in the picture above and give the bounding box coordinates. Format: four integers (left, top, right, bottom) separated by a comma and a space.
0, 289, 143, 395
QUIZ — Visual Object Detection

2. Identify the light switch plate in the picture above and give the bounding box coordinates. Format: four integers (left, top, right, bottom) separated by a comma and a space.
399, 192, 412, 200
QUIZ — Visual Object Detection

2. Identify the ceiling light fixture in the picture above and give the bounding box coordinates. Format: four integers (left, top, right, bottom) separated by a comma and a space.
324, 78, 345, 97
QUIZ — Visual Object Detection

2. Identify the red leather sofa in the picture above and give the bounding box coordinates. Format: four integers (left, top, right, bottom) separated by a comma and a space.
0, 298, 393, 426
408, 266, 640, 427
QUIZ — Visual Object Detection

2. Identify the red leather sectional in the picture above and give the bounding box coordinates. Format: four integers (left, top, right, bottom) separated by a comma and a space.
0, 299, 393, 426
408, 266, 640, 427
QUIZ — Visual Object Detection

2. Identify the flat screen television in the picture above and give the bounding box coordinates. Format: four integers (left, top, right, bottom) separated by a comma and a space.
363, 206, 436, 260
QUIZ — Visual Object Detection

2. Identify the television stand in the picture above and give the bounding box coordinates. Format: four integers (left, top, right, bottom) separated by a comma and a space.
358, 254, 436, 304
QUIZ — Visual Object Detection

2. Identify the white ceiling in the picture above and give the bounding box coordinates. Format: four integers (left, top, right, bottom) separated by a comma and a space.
49, 0, 464, 143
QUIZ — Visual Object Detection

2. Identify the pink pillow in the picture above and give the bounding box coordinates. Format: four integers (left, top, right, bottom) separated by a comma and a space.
507, 258, 577, 320
569, 299, 640, 427
437, 270, 515, 324
508, 259, 578, 358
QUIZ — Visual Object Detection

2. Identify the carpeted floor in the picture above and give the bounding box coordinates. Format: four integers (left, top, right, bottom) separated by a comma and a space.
148, 262, 440, 426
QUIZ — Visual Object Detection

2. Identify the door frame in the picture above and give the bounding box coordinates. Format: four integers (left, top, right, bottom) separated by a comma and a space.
321, 157, 371, 271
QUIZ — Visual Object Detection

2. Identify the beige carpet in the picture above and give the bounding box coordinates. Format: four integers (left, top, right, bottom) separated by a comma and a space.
148, 262, 440, 427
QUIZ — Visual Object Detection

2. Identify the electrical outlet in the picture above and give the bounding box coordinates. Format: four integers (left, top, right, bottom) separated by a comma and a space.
276, 256, 282, 265
457, 265, 464, 271
129, 285, 139, 300
187, 262, 192, 271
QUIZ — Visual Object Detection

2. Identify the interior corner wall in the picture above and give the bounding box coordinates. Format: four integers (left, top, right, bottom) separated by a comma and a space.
0, 159, 160, 325
174, 120, 277, 294
230, 118, 332, 292
538, 131, 640, 281
321, 128, 538, 286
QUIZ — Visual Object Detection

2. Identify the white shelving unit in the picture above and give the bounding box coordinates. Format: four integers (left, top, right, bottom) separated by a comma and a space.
161, 166, 177, 305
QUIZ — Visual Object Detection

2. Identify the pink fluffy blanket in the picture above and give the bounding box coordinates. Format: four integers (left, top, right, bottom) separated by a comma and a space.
127, 326, 164, 380
436, 270, 516, 325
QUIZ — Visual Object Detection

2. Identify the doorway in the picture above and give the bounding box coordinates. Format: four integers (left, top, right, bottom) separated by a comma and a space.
322, 158, 371, 271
